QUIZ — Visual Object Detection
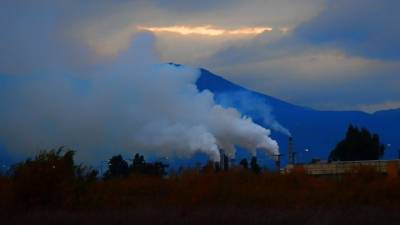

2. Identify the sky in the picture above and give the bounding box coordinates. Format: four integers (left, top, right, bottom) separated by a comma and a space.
1, 0, 399, 112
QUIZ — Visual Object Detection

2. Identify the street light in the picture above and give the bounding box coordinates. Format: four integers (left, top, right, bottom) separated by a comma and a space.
385, 144, 399, 159
303, 148, 311, 163
397, 149, 400, 160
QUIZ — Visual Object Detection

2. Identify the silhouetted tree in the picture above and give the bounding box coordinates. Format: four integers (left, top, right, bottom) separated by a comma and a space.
12, 147, 97, 206
129, 153, 168, 177
329, 125, 385, 161
104, 155, 129, 179
250, 156, 261, 174
130, 153, 145, 172
141, 162, 168, 176
214, 162, 221, 172
239, 158, 249, 169
202, 161, 215, 174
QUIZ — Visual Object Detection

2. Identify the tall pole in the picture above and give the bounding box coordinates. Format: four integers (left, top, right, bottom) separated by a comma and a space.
219, 148, 225, 171
288, 137, 294, 165
274, 154, 281, 171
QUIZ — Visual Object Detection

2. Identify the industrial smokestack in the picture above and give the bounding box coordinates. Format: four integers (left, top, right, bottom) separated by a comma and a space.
0, 33, 280, 164
288, 137, 295, 165
274, 154, 281, 171
219, 149, 229, 171
219, 149, 224, 170
223, 154, 229, 171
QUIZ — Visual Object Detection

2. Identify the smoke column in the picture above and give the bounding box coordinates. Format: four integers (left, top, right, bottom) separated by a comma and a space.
216, 91, 291, 136
0, 33, 279, 162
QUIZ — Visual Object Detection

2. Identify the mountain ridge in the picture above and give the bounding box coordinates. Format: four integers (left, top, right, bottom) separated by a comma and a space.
194, 66, 399, 163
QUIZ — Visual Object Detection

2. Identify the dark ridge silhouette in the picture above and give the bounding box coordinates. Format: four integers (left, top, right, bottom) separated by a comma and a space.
195, 67, 400, 163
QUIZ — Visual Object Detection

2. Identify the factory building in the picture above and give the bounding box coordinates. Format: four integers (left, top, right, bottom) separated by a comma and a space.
283, 137, 400, 176
284, 159, 400, 176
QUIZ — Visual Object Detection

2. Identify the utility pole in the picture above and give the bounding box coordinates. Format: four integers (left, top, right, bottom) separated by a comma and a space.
273, 154, 282, 172
288, 137, 297, 165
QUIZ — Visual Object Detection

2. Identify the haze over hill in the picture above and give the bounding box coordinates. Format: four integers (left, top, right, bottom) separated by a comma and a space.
195, 66, 400, 164
0, 62, 398, 169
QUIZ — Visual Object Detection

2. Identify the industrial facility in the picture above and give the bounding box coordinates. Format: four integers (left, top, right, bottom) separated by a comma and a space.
283, 137, 400, 176
212, 137, 400, 176
284, 159, 400, 176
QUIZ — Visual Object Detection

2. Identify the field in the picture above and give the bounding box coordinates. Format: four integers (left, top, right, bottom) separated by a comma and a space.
1, 164, 400, 225
3, 206, 400, 225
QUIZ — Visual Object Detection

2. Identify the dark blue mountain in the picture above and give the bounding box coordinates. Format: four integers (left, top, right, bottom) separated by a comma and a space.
0, 64, 398, 169
196, 68, 400, 164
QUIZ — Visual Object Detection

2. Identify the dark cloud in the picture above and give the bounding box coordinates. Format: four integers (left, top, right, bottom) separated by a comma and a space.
203, 34, 309, 67
217, 59, 400, 112
154, 0, 241, 12
0, 0, 398, 112
0, 1, 100, 74
198, 0, 400, 112
296, 0, 400, 59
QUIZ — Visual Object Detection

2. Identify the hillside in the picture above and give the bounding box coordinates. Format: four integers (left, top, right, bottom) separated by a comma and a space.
0, 65, 398, 168
196, 68, 400, 164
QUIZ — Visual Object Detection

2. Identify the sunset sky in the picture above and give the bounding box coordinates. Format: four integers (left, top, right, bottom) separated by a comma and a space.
1, 0, 399, 112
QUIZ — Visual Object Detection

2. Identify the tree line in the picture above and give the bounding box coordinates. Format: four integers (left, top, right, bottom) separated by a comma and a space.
329, 125, 385, 161
0, 124, 393, 210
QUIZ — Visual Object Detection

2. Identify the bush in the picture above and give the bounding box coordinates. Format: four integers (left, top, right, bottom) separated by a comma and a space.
12, 147, 97, 207
329, 125, 385, 161
1, 149, 399, 211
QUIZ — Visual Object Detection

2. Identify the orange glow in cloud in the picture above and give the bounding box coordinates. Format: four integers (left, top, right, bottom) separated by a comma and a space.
137, 25, 272, 36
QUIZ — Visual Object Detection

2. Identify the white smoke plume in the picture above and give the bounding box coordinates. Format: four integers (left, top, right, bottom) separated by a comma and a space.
216, 91, 291, 136
0, 33, 279, 162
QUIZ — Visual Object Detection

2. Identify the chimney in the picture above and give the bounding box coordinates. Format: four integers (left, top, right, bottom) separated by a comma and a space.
288, 137, 294, 165
219, 148, 229, 171
223, 154, 229, 171
274, 154, 281, 171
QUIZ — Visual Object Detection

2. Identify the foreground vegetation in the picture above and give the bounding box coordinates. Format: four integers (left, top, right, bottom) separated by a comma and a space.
1, 148, 400, 225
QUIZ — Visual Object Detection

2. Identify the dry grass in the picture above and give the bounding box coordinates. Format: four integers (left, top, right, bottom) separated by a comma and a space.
3, 206, 400, 225
1, 166, 400, 224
